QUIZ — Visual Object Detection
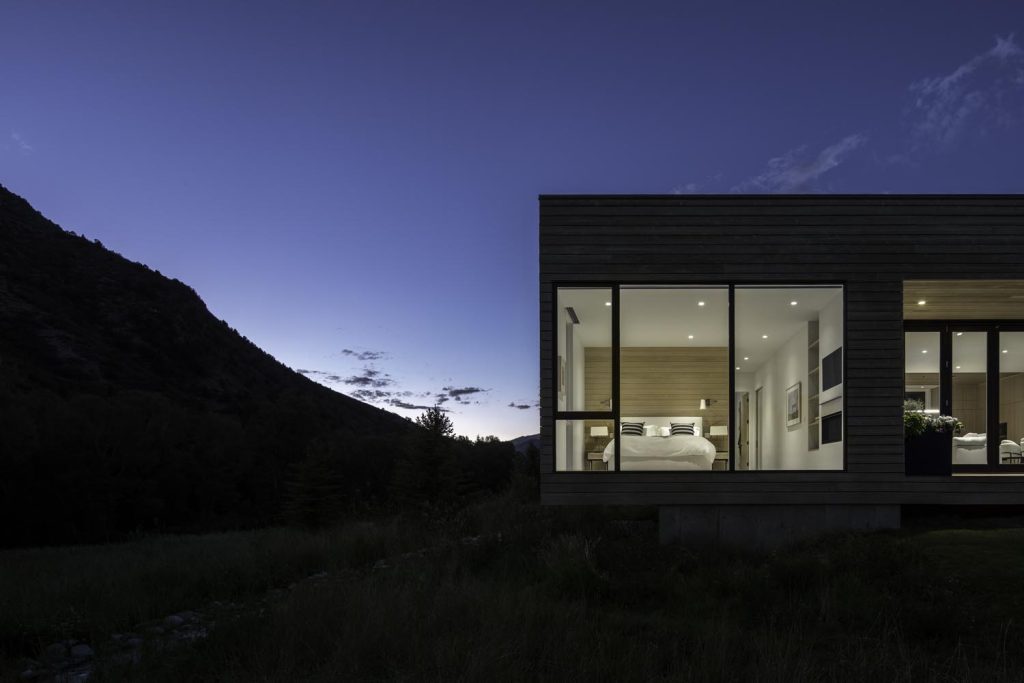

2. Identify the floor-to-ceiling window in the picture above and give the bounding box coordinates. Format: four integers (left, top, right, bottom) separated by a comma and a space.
736, 286, 844, 471
904, 280, 1024, 472
617, 286, 728, 471
554, 287, 612, 472
552, 283, 844, 472
999, 332, 1024, 464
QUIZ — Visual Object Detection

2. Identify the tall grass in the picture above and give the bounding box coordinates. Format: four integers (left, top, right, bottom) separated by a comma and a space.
6, 498, 1024, 681
0, 518, 422, 659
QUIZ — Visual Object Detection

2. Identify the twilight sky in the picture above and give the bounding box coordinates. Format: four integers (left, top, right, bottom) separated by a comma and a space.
3, 1, 1024, 439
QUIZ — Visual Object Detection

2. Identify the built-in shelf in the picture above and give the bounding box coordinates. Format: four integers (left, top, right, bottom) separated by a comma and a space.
807, 320, 820, 452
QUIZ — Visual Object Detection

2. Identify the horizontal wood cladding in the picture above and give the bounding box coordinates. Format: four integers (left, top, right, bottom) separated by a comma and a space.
540, 195, 1024, 505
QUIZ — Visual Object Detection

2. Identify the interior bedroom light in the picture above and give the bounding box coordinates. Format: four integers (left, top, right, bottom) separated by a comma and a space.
604, 301, 611, 306
1003, 349, 1009, 354
735, 366, 741, 370
688, 334, 694, 339
921, 349, 928, 354
956, 365, 961, 369
956, 332, 963, 336
698, 301, 705, 306
699, 398, 717, 410
917, 300, 927, 305
762, 334, 768, 339
790, 300, 798, 306
743, 356, 749, 361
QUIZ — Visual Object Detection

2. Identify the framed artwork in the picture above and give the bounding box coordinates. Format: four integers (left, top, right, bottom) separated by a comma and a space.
786, 382, 802, 427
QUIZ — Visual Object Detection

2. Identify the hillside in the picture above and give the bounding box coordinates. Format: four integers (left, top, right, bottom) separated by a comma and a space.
0, 184, 417, 546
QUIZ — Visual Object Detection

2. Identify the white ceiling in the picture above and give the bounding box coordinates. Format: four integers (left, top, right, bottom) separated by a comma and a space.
559, 287, 843, 373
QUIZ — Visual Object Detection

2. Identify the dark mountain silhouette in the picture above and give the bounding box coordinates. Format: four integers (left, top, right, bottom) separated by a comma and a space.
0, 184, 417, 546
511, 434, 540, 454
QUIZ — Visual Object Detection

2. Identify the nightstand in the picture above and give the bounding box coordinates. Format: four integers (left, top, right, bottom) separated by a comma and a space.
585, 452, 608, 471
712, 452, 729, 471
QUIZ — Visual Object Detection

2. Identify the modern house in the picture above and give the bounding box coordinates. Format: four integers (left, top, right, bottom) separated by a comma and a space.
539, 195, 1024, 547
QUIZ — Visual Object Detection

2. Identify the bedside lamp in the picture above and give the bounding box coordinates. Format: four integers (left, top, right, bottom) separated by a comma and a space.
708, 425, 728, 451
589, 425, 610, 449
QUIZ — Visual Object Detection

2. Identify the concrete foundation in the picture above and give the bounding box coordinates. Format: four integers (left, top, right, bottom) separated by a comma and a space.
658, 504, 901, 551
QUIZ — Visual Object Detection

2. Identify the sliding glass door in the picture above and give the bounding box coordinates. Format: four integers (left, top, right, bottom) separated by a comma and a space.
905, 324, 1024, 471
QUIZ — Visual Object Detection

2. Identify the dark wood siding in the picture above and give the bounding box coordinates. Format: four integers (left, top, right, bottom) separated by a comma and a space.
540, 195, 1024, 506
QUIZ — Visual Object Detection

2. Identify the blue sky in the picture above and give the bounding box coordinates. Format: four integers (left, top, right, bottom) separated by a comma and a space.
3, 1, 1024, 438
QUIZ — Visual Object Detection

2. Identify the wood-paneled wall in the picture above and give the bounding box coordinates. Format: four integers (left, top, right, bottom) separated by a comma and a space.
584, 347, 728, 429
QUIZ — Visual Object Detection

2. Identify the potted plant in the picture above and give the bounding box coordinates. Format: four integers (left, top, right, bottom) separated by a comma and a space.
904, 399, 963, 476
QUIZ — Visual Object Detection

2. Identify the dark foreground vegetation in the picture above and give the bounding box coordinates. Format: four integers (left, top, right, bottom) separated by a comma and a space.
4, 491, 1024, 682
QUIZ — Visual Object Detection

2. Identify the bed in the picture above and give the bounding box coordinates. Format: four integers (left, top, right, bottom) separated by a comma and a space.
602, 416, 716, 471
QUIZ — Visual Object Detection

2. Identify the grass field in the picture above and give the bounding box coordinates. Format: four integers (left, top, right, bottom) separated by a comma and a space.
4, 496, 1024, 681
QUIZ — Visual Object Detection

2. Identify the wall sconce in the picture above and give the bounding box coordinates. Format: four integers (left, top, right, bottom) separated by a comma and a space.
699, 398, 717, 410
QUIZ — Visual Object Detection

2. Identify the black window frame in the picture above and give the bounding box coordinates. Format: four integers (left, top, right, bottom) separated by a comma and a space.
904, 320, 1024, 473
551, 281, 848, 474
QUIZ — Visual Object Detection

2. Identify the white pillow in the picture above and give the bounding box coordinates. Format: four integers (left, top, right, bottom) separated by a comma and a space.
659, 426, 671, 437
643, 425, 659, 437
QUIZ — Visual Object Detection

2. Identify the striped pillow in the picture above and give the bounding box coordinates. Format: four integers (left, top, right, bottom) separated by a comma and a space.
670, 422, 695, 436
620, 421, 645, 436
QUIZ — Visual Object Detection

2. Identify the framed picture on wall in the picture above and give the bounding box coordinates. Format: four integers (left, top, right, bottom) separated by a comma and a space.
786, 382, 802, 427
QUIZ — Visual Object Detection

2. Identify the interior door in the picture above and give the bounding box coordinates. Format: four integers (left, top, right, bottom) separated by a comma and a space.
739, 392, 750, 470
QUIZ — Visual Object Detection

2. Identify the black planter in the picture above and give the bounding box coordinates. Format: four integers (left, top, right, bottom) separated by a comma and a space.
905, 430, 953, 476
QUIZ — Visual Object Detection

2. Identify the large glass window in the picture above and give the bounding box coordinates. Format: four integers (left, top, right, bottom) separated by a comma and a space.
736, 287, 844, 470
617, 287, 728, 471
952, 332, 987, 466
553, 283, 845, 473
904, 331, 940, 412
999, 333, 1024, 465
555, 288, 612, 471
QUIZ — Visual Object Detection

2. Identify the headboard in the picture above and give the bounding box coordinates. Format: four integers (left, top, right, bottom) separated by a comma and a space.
621, 416, 703, 436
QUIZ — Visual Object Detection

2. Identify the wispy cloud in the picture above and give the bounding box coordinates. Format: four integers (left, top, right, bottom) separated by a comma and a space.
507, 402, 532, 410
10, 131, 32, 154
297, 369, 343, 383
339, 348, 387, 361
731, 133, 868, 193
908, 34, 1024, 149
342, 367, 393, 388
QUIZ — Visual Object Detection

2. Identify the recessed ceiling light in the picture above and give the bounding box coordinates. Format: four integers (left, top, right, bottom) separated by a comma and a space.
956, 332, 963, 336
1003, 349, 1009, 354
921, 350, 928, 354
698, 301, 705, 307
917, 300, 927, 305
735, 366, 741, 370
762, 334, 768, 339
790, 301, 798, 306
956, 365, 961, 370
688, 334, 694, 339
743, 356, 749, 361
604, 301, 611, 306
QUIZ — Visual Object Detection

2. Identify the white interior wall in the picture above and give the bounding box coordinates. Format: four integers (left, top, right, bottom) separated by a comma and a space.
572, 328, 585, 470
755, 326, 807, 469
753, 293, 844, 470
816, 294, 844, 467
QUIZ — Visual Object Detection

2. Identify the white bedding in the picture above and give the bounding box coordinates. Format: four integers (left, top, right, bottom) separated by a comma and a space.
602, 434, 716, 470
